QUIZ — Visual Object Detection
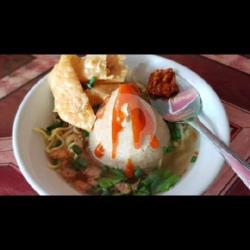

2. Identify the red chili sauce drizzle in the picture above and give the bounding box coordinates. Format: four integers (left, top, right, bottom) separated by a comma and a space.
111, 84, 159, 161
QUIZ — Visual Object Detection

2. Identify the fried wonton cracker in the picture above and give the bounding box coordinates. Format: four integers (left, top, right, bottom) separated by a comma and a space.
82, 55, 128, 82
48, 55, 95, 132
85, 81, 121, 106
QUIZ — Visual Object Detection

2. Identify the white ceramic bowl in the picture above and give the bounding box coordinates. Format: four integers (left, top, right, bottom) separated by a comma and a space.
13, 55, 230, 195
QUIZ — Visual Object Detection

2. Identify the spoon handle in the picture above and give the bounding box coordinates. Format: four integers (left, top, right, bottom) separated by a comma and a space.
194, 117, 250, 189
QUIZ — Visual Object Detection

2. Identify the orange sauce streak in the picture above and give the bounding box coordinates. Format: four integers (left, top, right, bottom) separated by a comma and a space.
150, 135, 159, 149
111, 106, 125, 159
112, 84, 159, 159
94, 143, 105, 158
125, 159, 134, 178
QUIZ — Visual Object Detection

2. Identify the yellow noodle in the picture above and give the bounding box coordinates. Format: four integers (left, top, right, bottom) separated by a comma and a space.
48, 162, 60, 169
33, 128, 49, 141
62, 127, 74, 140
68, 142, 76, 151
49, 127, 71, 141
67, 141, 82, 160
46, 133, 65, 153
34, 127, 71, 154
64, 133, 77, 146
34, 120, 87, 167
72, 126, 82, 134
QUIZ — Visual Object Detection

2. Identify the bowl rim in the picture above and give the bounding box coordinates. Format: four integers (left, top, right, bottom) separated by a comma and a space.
12, 55, 230, 195
12, 75, 49, 195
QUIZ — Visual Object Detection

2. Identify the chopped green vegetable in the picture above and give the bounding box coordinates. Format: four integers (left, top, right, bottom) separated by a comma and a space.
135, 186, 151, 195
141, 171, 159, 187
168, 122, 182, 141
174, 127, 181, 140
96, 168, 125, 192
94, 163, 180, 195
98, 177, 122, 190
135, 168, 143, 178
87, 76, 97, 89
82, 130, 89, 138
109, 168, 126, 180
46, 121, 64, 134
163, 146, 174, 154
160, 169, 172, 179
136, 168, 180, 195
53, 140, 62, 148
190, 156, 197, 163
71, 156, 88, 171
102, 165, 109, 174
134, 168, 143, 178
151, 175, 180, 193
71, 145, 82, 155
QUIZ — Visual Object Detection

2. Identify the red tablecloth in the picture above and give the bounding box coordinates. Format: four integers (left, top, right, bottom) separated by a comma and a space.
1, 54, 250, 195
